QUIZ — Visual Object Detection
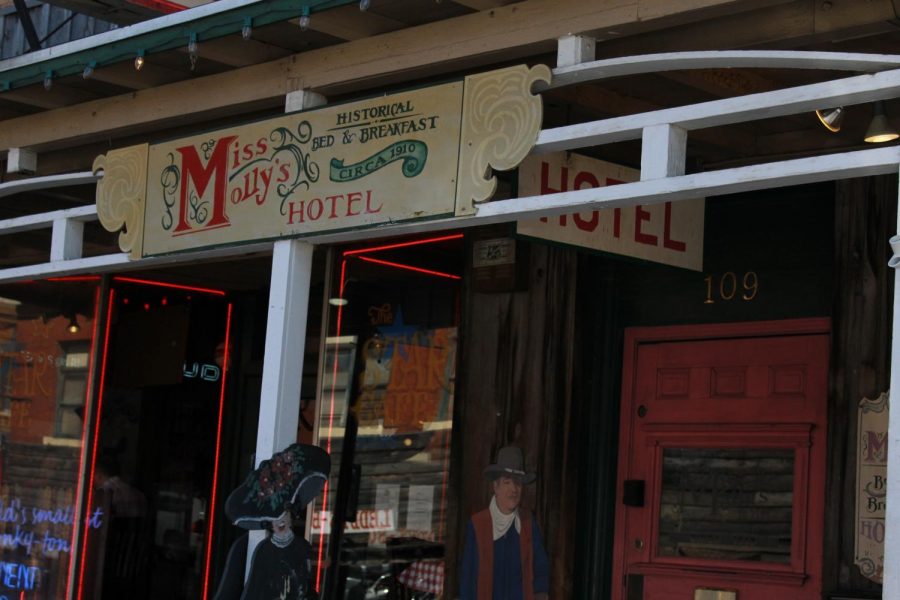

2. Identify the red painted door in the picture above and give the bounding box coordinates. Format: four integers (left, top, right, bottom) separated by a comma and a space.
612, 319, 829, 600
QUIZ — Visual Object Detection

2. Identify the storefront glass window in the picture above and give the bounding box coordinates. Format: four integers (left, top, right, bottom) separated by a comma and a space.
313, 235, 462, 600
0, 278, 101, 600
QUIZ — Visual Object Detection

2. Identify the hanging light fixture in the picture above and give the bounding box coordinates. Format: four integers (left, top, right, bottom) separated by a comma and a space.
67, 315, 80, 334
43, 70, 53, 91
359, 0, 371, 10
864, 101, 899, 144
242, 17, 253, 41
815, 107, 844, 133
82, 61, 96, 79
134, 50, 145, 71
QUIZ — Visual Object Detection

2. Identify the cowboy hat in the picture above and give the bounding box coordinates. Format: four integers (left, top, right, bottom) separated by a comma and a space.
483, 445, 536, 484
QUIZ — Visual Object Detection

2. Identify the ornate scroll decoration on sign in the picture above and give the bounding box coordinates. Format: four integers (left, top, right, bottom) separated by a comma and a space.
93, 144, 148, 260
455, 64, 551, 216
93, 65, 549, 258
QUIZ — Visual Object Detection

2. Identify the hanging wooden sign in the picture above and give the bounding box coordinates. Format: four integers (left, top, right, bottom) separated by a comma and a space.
516, 153, 705, 271
94, 65, 549, 258
855, 390, 888, 583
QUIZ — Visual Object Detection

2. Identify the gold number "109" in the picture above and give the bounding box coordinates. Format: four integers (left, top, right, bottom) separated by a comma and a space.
704, 271, 758, 304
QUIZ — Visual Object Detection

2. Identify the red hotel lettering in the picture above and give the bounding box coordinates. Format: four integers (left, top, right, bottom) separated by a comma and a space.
663, 202, 686, 251
175, 135, 236, 232
634, 205, 657, 246
287, 190, 381, 224
539, 162, 625, 234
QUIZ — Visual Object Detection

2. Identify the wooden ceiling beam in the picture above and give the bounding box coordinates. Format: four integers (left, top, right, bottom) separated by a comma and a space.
303, 4, 404, 40
596, 0, 898, 55
187, 37, 293, 68
90, 61, 186, 90
0, 0, 787, 152
451, 0, 514, 10
0, 84, 99, 110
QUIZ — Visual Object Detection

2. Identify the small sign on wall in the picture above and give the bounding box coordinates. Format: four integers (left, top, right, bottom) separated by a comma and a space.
516, 153, 705, 271
855, 391, 888, 583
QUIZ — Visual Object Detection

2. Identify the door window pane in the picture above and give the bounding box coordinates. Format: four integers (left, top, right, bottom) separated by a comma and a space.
658, 448, 794, 564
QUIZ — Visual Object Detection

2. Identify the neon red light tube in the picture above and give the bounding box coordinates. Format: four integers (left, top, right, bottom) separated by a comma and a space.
113, 276, 226, 296
355, 256, 461, 280
77, 288, 116, 600
202, 303, 234, 600
66, 285, 101, 598
315, 259, 347, 592
343, 233, 463, 256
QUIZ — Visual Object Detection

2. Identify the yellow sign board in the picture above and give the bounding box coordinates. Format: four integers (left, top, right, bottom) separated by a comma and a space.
95, 65, 549, 258
516, 152, 705, 271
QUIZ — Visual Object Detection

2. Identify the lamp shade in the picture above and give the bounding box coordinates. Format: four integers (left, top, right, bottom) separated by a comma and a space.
865, 101, 899, 143
815, 107, 844, 133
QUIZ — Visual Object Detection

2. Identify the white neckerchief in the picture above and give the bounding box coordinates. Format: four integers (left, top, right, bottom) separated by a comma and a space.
489, 495, 520, 541
271, 528, 294, 548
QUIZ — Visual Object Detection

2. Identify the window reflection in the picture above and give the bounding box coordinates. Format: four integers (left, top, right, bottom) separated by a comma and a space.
314, 235, 462, 600
0, 278, 100, 600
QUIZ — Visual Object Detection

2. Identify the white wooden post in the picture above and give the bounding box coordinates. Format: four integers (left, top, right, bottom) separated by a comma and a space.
640, 124, 687, 179
883, 174, 900, 596
245, 88, 327, 577
50, 217, 83, 261
557, 34, 596, 68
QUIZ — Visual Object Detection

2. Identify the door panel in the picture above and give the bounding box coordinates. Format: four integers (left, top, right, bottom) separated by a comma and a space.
613, 320, 828, 600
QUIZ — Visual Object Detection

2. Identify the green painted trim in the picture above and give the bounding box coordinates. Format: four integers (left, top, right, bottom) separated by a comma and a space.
0, 0, 355, 91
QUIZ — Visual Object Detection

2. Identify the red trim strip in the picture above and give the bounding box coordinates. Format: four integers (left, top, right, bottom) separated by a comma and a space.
125, 0, 186, 14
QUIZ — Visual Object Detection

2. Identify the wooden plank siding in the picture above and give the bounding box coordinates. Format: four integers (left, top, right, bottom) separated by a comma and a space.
449, 228, 579, 598
825, 175, 897, 594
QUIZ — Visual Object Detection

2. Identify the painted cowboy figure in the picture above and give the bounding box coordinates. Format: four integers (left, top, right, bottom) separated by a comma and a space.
460, 446, 550, 600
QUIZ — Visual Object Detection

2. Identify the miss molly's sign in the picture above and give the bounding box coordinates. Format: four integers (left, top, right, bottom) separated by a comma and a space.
94, 65, 549, 258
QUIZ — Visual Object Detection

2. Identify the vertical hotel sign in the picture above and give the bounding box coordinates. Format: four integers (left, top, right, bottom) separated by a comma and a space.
94, 65, 549, 258
855, 391, 888, 583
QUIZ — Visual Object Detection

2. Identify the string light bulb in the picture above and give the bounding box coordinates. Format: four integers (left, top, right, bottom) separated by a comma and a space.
82, 61, 96, 79
242, 17, 252, 41
188, 33, 199, 70
359, 0, 370, 10
299, 6, 310, 30
134, 50, 145, 71
43, 71, 52, 91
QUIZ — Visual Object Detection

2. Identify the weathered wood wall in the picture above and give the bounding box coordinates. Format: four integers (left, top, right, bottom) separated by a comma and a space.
446, 228, 579, 599
825, 174, 897, 596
